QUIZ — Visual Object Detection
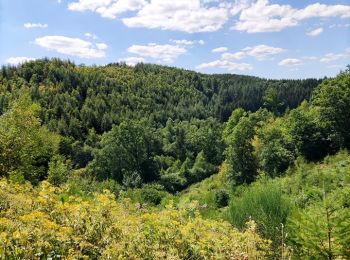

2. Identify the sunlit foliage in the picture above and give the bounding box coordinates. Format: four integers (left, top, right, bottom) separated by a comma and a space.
0, 179, 270, 259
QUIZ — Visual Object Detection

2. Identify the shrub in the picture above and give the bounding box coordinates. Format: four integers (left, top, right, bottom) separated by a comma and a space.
214, 189, 230, 208
47, 155, 71, 186
140, 183, 167, 205
229, 181, 291, 251
0, 179, 270, 259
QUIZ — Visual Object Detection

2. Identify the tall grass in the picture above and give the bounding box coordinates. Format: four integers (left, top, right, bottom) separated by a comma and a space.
229, 181, 291, 252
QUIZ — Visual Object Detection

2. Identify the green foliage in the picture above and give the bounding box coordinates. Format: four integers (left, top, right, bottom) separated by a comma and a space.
159, 159, 187, 193
0, 179, 270, 259
287, 103, 335, 161
162, 118, 225, 165
223, 108, 246, 142
256, 117, 295, 176
186, 151, 217, 184
47, 155, 72, 186
225, 114, 258, 184
176, 163, 231, 219
312, 68, 350, 148
229, 181, 291, 251
263, 87, 284, 115
0, 93, 60, 183
0, 59, 322, 193
214, 189, 230, 208
2, 59, 350, 259
89, 120, 160, 185
288, 189, 350, 259
66, 170, 122, 198
139, 183, 168, 205
0, 59, 320, 165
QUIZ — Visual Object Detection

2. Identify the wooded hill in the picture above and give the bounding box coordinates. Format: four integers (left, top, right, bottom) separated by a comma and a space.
1, 58, 350, 259
0, 58, 321, 188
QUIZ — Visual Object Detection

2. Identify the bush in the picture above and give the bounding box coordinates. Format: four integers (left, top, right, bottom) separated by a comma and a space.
214, 189, 230, 208
66, 171, 122, 198
0, 179, 270, 259
229, 181, 291, 251
47, 155, 72, 186
140, 183, 167, 205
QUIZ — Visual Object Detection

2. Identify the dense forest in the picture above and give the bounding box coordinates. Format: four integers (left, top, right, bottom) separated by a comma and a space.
0, 58, 349, 259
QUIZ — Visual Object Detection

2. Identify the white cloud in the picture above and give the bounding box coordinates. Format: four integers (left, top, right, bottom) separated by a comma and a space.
68, 0, 147, 19
68, 0, 111, 12
34, 36, 107, 58
293, 3, 350, 20
278, 58, 303, 66
196, 59, 252, 72
127, 43, 187, 63
243, 44, 285, 60
67, 0, 350, 33
96, 43, 108, 50
216, 44, 284, 61
84, 32, 98, 39
321, 48, 350, 62
5, 57, 36, 65
171, 39, 195, 46
320, 52, 348, 63
230, 0, 253, 16
24, 23, 48, 29
221, 51, 246, 60
170, 39, 205, 46
119, 56, 145, 66
122, 0, 229, 33
212, 47, 228, 53
232, 0, 297, 33
232, 0, 350, 33
68, 0, 228, 33
199, 43, 283, 73
306, 27, 323, 36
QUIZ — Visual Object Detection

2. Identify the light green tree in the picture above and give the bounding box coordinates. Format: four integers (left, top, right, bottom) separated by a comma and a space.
0, 92, 60, 183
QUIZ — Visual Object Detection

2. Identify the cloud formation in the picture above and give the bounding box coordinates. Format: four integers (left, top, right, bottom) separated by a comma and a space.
5, 57, 36, 65
68, 0, 147, 19
127, 43, 187, 63
84, 32, 98, 39
197, 44, 284, 72
278, 58, 303, 66
196, 60, 253, 72
220, 44, 285, 61
232, 0, 350, 33
118, 56, 146, 66
123, 0, 229, 33
307, 27, 323, 36
35, 36, 107, 58
24, 23, 48, 29
67, 0, 350, 34
212, 47, 228, 53
170, 39, 205, 46
68, 0, 229, 33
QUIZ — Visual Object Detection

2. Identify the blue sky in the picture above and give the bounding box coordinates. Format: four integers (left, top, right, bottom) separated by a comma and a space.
1, 0, 350, 79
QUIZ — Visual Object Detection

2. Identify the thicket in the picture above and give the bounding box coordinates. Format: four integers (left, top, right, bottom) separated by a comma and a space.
0, 179, 270, 259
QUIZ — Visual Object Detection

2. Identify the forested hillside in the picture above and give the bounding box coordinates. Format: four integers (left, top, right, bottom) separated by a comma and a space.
0, 59, 320, 186
1, 58, 349, 259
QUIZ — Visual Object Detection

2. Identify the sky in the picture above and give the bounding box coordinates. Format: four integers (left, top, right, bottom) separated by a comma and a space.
1, 0, 350, 79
